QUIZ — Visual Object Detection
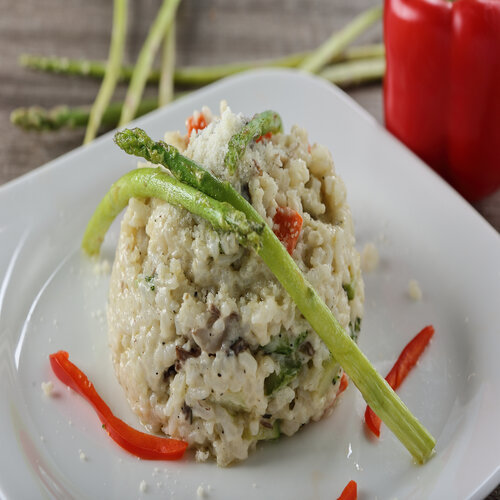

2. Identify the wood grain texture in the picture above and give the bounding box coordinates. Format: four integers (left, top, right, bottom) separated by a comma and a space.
0, 1, 498, 498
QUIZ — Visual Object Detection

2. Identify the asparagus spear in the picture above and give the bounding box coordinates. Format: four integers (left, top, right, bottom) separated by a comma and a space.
84, 0, 128, 144
10, 99, 159, 131
19, 44, 385, 86
224, 111, 283, 174
82, 167, 263, 256
159, 22, 176, 107
119, 0, 181, 126
11, 54, 385, 134
299, 6, 383, 74
320, 57, 386, 87
109, 128, 436, 463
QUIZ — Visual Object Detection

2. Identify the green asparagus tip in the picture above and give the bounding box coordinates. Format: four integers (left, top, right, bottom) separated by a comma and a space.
114, 127, 153, 156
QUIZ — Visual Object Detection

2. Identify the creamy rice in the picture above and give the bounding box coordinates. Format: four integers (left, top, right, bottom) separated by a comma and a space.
107, 104, 364, 466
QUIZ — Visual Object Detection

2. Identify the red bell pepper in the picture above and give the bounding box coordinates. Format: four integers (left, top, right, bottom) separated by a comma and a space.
338, 372, 349, 395
272, 206, 303, 255
49, 351, 188, 460
384, 0, 500, 201
186, 113, 207, 137
337, 480, 357, 500
364, 325, 435, 437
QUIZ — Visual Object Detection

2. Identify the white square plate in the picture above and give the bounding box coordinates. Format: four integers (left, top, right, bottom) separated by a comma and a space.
1, 69, 499, 499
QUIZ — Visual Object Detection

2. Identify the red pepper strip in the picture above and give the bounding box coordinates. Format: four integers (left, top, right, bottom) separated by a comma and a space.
272, 206, 303, 255
364, 325, 435, 437
337, 480, 357, 500
186, 113, 207, 137
49, 351, 188, 460
255, 131, 273, 143
338, 373, 349, 395
384, 0, 500, 201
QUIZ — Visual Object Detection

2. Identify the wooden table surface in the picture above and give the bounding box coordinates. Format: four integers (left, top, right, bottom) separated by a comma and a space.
0, 1, 498, 498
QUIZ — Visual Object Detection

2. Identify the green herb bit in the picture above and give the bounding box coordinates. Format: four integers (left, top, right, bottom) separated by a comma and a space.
224, 111, 283, 175
262, 331, 308, 355
342, 282, 356, 301
81, 168, 263, 256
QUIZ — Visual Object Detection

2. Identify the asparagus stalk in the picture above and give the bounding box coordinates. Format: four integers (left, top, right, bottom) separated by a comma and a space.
320, 57, 386, 87
10, 99, 159, 131
19, 44, 385, 86
10, 54, 386, 134
299, 6, 383, 74
82, 167, 263, 255
110, 128, 436, 463
84, 0, 128, 144
119, 0, 181, 126
159, 22, 176, 107
224, 111, 283, 174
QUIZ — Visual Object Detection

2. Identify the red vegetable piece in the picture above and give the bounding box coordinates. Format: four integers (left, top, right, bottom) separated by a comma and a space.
49, 351, 188, 460
338, 373, 349, 395
256, 131, 273, 143
364, 325, 435, 437
272, 206, 303, 255
186, 113, 207, 137
337, 480, 357, 500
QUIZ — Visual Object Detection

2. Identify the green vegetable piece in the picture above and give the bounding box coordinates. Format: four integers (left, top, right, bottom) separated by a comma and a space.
88, 127, 436, 464
264, 355, 302, 396
119, 0, 181, 126
299, 5, 383, 74
81, 167, 263, 256
320, 57, 386, 87
316, 356, 341, 396
19, 44, 385, 86
84, 0, 128, 144
342, 282, 356, 301
10, 100, 159, 132
224, 111, 283, 174
158, 20, 176, 107
256, 420, 280, 441
349, 317, 362, 341
214, 391, 248, 414
263, 331, 307, 395
262, 331, 307, 356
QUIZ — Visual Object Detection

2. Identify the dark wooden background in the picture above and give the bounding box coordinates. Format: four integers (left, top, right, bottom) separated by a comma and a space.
0, 1, 498, 498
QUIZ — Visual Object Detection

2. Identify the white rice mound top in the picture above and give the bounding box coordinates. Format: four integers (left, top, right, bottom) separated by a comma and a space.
107, 103, 364, 466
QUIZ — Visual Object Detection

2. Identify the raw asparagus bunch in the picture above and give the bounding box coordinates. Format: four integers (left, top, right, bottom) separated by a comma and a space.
18, 44, 385, 87
12, 5, 385, 135
10, 55, 386, 132
83, 125, 437, 464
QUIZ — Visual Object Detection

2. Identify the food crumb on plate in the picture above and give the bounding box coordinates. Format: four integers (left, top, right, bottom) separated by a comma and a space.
196, 485, 208, 498
139, 480, 148, 493
408, 279, 423, 301
195, 449, 210, 462
78, 449, 87, 461
41, 381, 53, 396
360, 242, 379, 272
93, 258, 111, 276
